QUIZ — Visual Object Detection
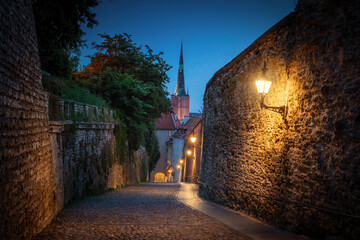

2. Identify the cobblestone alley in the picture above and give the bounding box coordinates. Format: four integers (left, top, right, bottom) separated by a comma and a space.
36, 183, 249, 240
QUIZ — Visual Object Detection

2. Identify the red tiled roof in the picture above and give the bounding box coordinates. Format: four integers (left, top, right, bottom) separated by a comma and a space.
172, 116, 202, 139
155, 113, 181, 130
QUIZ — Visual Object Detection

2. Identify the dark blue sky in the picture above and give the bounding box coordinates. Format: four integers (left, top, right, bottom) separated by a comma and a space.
80, 0, 295, 113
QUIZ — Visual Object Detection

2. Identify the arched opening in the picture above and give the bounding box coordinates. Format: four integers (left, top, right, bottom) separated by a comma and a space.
154, 172, 166, 182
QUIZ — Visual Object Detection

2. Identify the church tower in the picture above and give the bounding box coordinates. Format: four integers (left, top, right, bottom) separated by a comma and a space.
171, 41, 189, 121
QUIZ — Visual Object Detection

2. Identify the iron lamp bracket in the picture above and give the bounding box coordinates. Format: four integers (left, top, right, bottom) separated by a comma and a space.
260, 94, 287, 119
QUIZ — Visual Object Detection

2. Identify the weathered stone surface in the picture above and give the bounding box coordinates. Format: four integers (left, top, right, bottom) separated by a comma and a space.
36, 184, 248, 240
0, 2, 148, 239
49, 105, 149, 208
200, 1, 360, 239
0, 0, 56, 239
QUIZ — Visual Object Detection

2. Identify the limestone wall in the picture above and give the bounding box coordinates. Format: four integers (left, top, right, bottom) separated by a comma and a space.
0, 0, 56, 238
200, 1, 360, 239
49, 100, 148, 207
0, 1, 148, 238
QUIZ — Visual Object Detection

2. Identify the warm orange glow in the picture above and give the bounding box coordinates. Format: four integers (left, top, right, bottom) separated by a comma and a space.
177, 164, 181, 169
187, 150, 192, 155
180, 159, 184, 164
256, 79, 272, 94
190, 137, 196, 143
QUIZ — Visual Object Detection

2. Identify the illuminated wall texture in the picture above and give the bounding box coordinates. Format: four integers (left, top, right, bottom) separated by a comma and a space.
0, 0, 56, 238
183, 119, 202, 183
0, 1, 147, 239
200, 1, 360, 239
171, 95, 190, 121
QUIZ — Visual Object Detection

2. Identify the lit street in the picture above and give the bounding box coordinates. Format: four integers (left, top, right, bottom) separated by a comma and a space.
35, 183, 248, 240
1, 1, 359, 239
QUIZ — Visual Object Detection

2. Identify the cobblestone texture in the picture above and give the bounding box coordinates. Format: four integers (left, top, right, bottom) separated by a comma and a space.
36, 184, 248, 240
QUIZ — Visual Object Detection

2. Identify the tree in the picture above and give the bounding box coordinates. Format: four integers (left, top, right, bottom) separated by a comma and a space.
74, 33, 172, 119
32, 0, 99, 77
93, 69, 150, 151
144, 124, 160, 178
73, 34, 172, 159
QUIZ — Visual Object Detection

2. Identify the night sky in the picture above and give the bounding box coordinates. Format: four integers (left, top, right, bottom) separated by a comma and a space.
80, 0, 295, 113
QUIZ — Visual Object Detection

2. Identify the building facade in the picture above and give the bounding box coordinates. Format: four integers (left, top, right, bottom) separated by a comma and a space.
153, 42, 202, 183
151, 113, 180, 182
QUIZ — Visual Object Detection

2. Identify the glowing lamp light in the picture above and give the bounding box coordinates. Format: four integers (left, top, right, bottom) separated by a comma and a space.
179, 159, 184, 164
256, 79, 272, 94
177, 164, 181, 169
187, 150, 192, 155
255, 61, 287, 119
190, 137, 196, 143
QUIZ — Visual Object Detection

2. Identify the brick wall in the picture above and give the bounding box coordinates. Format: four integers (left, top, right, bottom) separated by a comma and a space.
171, 95, 189, 121
0, 0, 56, 238
200, 1, 360, 239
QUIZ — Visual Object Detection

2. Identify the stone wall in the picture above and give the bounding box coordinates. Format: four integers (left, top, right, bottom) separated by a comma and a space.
0, 1, 148, 238
200, 1, 360, 239
0, 0, 56, 238
49, 100, 148, 207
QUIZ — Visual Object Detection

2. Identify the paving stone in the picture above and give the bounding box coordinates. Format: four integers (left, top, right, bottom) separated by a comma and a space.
36, 183, 249, 240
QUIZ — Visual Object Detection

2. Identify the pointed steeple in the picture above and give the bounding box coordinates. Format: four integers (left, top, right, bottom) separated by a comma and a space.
175, 41, 187, 96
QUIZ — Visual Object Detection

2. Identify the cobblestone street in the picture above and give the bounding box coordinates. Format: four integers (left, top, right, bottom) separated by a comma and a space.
36, 183, 249, 240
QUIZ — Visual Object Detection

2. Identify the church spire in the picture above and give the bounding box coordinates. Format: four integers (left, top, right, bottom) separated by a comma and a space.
175, 41, 187, 96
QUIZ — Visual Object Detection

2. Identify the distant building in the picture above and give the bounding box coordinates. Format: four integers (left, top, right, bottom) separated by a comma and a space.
152, 113, 181, 182
152, 42, 202, 183
170, 117, 202, 182
171, 41, 189, 121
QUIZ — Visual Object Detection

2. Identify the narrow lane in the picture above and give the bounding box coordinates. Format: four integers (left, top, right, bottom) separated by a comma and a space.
36, 183, 249, 240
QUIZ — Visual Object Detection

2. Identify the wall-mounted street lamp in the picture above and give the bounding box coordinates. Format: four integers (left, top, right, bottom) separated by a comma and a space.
187, 150, 192, 155
179, 159, 184, 164
190, 136, 196, 143
255, 62, 287, 119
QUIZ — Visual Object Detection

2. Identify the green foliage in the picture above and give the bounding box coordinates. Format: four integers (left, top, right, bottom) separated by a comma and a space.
48, 94, 64, 121
74, 33, 172, 119
72, 34, 171, 169
144, 122, 160, 173
32, 0, 99, 77
91, 69, 148, 150
42, 74, 66, 96
114, 125, 127, 164
62, 79, 109, 107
